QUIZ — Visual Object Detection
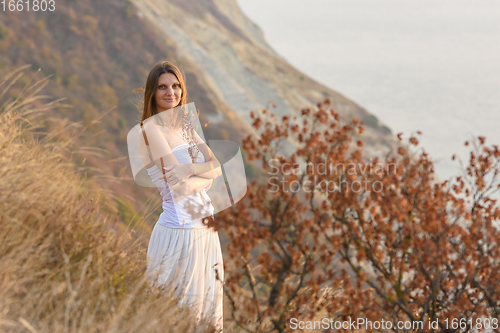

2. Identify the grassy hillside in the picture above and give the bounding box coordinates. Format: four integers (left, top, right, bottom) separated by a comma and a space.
0, 68, 219, 332
0, 0, 247, 229
0, 0, 395, 245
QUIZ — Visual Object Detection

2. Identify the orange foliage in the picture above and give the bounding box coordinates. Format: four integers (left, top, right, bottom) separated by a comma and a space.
207, 98, 500, 332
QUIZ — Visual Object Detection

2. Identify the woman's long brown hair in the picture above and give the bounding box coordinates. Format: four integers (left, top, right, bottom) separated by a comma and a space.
140, 61, 187, 127
140, 61, 199, 162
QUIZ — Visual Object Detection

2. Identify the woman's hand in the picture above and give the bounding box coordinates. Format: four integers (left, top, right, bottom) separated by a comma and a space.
169, 180, 188, 203
203, 179, 213, 192
160, 164, 194, 186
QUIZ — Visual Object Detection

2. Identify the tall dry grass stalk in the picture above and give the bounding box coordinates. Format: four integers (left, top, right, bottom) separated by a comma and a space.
0, 66, 216, 333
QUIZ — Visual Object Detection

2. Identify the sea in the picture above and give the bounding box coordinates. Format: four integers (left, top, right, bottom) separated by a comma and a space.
237, 0, 500, 182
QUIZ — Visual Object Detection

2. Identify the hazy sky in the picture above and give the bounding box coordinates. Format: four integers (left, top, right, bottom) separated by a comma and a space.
236, 0, 500, 180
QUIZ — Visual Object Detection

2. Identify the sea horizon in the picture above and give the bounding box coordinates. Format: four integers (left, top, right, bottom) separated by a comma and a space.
237, 0, 500, 181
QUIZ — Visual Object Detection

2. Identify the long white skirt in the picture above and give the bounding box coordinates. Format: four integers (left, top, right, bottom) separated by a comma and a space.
146, 224, 224, 331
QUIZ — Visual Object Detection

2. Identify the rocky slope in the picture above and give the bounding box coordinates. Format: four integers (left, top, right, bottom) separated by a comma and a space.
0, 0, 395, 227
132, 0, 393, 150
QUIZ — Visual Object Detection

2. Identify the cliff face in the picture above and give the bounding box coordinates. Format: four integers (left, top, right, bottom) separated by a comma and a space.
132, 0, 393, 149
0, 0, 394, 226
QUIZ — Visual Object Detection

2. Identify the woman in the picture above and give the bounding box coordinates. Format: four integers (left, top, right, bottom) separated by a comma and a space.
138, 61, 224, 332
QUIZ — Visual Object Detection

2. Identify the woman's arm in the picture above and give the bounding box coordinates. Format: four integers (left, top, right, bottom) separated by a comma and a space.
141, 121, 193, 198
168, 176, 213, 203
190, 130, 222, 179
190, 160, 222, 179
160, 130, 223, 183
161, 161, 221, 185
142, 120, 181, 171
184, 176, 213, 195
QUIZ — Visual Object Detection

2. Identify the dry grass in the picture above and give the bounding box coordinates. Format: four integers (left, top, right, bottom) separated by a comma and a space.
0, 66, 217, 333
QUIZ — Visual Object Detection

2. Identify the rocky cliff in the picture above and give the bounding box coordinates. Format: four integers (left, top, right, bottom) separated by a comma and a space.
0, 0, 394, 226
132, 0, 393, 150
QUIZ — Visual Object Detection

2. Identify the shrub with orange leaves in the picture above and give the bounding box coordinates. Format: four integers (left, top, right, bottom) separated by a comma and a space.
209, 99, 500, 332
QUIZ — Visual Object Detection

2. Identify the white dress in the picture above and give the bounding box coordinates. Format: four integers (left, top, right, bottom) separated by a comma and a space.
145, 143, 224, 332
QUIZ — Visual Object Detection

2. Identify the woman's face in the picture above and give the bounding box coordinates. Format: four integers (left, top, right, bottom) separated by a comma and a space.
154, 73, 182, 112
